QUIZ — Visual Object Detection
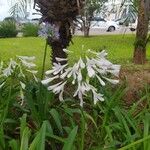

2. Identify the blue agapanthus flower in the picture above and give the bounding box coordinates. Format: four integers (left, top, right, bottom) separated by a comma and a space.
38, 22, 60, 39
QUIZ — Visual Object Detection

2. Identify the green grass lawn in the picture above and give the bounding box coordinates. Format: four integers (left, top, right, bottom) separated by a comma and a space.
0, 34, 150, 73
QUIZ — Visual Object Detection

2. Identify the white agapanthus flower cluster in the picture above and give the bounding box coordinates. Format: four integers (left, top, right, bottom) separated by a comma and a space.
2, 59, 17, 77
0, 56, 37, 89
42, 49, 121, 107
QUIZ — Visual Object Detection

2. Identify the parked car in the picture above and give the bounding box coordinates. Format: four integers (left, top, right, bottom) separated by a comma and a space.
129, 20, 150, 32
90, 17, 120, 32
114, 18, 128, 25
114, 17, 137, 31
128, 19, 137, 31
74, 17, 119, 32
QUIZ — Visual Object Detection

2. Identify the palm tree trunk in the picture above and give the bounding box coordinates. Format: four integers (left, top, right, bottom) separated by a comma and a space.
133, 0, 149, 64
47, 22, 72, 65
34, 0, 85, 65
83, 26, 90, 37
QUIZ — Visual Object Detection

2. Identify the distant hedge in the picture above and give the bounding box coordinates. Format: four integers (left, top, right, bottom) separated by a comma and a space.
22, 23, 39, 37
0, 20, 18, 38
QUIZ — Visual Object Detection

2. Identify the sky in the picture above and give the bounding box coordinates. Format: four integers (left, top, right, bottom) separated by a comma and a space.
0, 0, 10, 20
0, 0, 40, 21
0, 0, 123, 21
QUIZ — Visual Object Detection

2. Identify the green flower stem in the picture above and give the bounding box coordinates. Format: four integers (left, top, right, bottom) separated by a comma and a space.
41, 39, 48, 80
80, 107, 86, 150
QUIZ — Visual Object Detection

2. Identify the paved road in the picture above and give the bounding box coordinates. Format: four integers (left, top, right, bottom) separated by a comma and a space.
74, 27, 136, 36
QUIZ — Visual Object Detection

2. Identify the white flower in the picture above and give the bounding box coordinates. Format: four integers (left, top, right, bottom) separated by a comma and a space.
85, 83, 104, 104
53, 81, 67, 94
55, 57, 68, 62
67, 62, 79, 79
59, 90, 64, 102
73, 82, 104, 106
77, 69, 82, 82
97, 50, 108, 58
10, 59, 17, 69
20, 59, 36, 68
3, 66, 13, 77
47, 82, 63, 91
95, 58, 112, 68
46, 63, 67, 75
0, 82, 5, 89
107, 65, 121, 77
74, 82, 89, 106
3, 68, 12, 77
88, 49, 108, 58
96, 75, 105, 86
17, 56, 36, 69
63, 49, 73, 53
86, 58, 96, 77
60, 68, 72, 79
26, 70, 38, 74
79, 57, 85, 69
17, 56, 38, 79
94, 67, 106, 75
18, 66, 25, 78
2, 59, 18, 77
87, 65, 95, 78
74, 82, 87, 98
48, 81, 67, 101
42, 48, 121, 106
0, 61, 3, 71
79, 91, 84, 107
93, 91, 104, 104
103, 77, 119, 84
0, 56, 38, 94
41, 75, 59, 85
20, 81, 26, 89
63, 59, 85, 84
17, 56, 35, 61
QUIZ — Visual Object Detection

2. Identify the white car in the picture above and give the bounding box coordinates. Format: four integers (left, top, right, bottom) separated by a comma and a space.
114, 17, 138, 31
90, 17, 120, 32
128, 19, 138, 31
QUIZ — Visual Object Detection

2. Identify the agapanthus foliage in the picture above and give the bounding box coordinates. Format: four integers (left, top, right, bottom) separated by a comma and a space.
42, 49, 121, 106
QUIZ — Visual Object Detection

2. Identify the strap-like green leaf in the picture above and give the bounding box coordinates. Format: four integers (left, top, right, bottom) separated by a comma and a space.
63, 126, 78, 150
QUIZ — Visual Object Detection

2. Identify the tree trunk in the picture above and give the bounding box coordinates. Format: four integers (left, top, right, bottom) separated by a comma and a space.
133, 0, 149, 64
49, 40, 67, 65
133, 47, 146, 64
47, 22, 72, 65
83, 26, 90, 37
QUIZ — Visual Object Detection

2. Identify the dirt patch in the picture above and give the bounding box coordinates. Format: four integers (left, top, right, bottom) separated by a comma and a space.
120, 68, 150, 105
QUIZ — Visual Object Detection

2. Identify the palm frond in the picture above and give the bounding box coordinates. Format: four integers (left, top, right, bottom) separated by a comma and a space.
9, 0, 34, 18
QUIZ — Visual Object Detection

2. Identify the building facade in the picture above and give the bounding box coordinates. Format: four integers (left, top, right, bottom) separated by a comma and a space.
101, 0, 134, 20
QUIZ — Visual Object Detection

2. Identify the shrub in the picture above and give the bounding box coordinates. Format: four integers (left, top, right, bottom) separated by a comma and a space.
0, 20, 18, 38
22, 23, 39, 37
3, 17, 16, 23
